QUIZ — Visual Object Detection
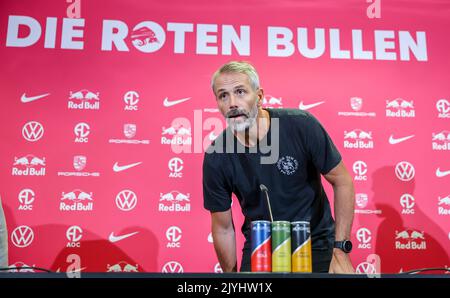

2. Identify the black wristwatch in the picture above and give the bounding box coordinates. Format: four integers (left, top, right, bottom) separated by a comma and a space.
334, 240, 353, 253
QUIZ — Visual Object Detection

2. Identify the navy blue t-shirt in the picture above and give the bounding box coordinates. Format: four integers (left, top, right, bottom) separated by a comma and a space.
203, 108, 341, 264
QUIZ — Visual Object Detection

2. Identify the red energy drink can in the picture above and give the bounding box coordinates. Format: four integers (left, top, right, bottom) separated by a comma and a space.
251, 220, 272, 272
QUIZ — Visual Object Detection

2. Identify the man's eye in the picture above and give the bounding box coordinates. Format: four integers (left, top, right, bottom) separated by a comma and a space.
237, 89, 246, 95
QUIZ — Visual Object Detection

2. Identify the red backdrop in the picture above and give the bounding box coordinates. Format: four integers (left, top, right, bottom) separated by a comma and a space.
0, 0, 449, 274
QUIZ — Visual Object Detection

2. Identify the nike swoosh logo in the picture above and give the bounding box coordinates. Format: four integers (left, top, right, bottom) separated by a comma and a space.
299, 101, 325, 110
436, 168, 450, 178
207, 233, 213, 243
113, 162, 142, 172
389, 134, 415, 145
21, 93, 50, 103
163, 97, 191, 107
108, 231, 139, 243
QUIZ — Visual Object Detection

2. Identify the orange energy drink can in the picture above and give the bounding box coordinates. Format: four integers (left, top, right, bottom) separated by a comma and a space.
291, 221, 312, 273
271, 221, 291, 272
251, 220, 272, 272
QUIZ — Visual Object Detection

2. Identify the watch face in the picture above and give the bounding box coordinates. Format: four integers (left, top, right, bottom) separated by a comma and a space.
344, 241, 353, 252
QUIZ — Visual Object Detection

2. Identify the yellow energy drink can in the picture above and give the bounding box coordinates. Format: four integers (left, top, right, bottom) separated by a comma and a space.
291, 221, 312, 273
271, 221, 291, 272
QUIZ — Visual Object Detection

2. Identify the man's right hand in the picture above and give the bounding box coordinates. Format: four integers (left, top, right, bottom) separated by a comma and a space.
211, 209, 237, 272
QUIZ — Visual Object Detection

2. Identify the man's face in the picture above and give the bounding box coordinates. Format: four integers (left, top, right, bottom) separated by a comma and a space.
213, 72, 263, 132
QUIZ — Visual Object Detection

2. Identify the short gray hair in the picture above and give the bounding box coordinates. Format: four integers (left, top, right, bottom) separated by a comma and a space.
211, 61, 260, 92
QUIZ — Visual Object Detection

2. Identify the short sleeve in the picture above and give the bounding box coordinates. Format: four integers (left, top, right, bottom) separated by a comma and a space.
203, 152, 233, 212
303, 112, 342, 174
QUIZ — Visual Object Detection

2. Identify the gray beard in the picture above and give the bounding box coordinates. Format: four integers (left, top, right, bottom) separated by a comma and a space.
227, 102, 259, 132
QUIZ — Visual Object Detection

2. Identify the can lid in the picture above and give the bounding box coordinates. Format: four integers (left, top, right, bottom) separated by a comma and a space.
272, 220, 290, 224
251, 220, 271, 224
291, 221, 310, 225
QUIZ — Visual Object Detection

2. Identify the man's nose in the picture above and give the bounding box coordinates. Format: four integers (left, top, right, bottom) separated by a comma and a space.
228, 94, 238, 109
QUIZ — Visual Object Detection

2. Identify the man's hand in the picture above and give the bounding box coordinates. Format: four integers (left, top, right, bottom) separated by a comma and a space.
328, 248, 355, 274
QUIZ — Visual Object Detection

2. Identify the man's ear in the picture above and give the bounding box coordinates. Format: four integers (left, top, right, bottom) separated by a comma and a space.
257, 88, 264, 108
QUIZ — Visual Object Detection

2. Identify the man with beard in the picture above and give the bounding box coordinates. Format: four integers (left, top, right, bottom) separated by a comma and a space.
203, 61, 355, 273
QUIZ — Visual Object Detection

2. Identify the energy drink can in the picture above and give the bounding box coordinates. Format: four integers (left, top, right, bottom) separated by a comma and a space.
251, 220, 272, 272
271, 221, 291, 272
291, 221, 312, 273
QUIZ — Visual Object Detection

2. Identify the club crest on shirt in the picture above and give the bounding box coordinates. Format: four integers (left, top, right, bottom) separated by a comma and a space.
276, 156, 299, 175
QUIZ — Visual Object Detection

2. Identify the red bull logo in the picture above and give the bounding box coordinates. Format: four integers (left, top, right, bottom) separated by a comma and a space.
262, 95, 283, 108
386, 98, 415, 117
107, 262, 139, 272
438, 195, 450, 215
60, 189, 94, 211
12, 155, 46, 176
343, 129, 374, 149
395, 229, 426, 250
159, 191, 191, 212
432, 131, 450, 151
8, 262, 36, 272
68, 89, 100, 110
161, 123, 193, 146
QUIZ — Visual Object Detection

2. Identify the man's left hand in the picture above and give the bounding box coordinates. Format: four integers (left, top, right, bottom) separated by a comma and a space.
328, 248, 355, 274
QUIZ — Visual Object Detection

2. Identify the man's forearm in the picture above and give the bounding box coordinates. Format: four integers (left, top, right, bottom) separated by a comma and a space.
212, 228, 237, 272
333, 182, 355, 241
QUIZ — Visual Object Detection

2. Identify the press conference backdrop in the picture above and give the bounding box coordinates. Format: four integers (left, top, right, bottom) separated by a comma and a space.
0, 0, 449, 274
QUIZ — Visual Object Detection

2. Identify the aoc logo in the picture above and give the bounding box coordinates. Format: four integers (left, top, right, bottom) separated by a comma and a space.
168, 157, 184, 178
66, 225, 83, 248
22, 121, 44, 142
74, 122, 90, 143
166, 226, 182, 248
18, 188, 35, 211
436, 99, 450, 118
353, 161, 368, 181
277, 156, 298, 175
356, 228, 372, 249
123, 91, 139, 110
400, 194, 415, 215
